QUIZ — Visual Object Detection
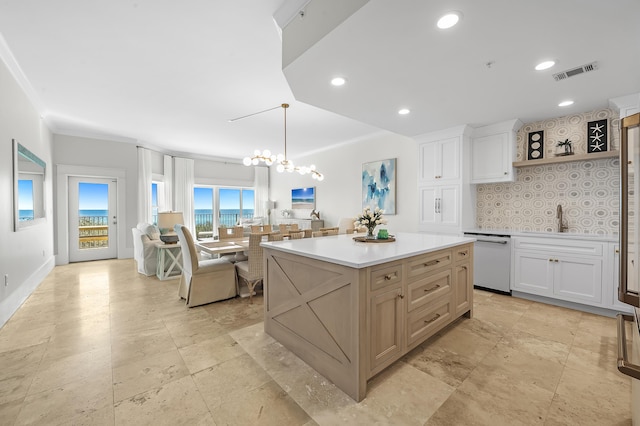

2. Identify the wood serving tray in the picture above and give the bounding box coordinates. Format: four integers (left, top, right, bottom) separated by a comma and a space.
353, 236, 396, 243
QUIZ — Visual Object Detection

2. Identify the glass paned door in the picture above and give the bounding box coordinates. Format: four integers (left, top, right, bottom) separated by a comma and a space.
219, 188, 241, 227
194, 187, 214, 239
69, 177, 117, 262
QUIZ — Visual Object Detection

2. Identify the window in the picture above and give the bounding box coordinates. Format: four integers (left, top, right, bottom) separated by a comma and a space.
193, 186, 254, 239
152, 183, 158, 225
194, 187, 214, 239
151, 178, 166, 225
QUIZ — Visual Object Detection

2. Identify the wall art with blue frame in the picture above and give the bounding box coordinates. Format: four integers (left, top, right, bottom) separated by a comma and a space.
362, 158, 396, 215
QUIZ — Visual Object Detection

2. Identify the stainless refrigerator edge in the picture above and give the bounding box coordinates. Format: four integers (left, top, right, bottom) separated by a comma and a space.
617, 112, 640, 424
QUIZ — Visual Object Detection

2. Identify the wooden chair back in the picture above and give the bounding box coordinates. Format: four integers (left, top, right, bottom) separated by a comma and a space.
251, 225, 271, 234
268, 233, 284, 241
278, 223, 299, 233
218, 226, 243, 240
289, 231, 304, 240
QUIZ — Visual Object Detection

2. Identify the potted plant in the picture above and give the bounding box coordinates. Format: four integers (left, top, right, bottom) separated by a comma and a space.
556, 138, 573, 156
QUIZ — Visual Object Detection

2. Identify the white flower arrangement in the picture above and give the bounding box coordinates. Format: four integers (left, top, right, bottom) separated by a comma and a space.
281, 209, 293, 218
354, 206, 387, 236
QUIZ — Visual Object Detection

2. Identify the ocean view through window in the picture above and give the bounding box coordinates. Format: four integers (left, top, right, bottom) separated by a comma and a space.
194, 186, 254, 238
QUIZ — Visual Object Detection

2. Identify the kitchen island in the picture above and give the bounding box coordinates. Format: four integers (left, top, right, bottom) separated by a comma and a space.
261, 232, 475, 401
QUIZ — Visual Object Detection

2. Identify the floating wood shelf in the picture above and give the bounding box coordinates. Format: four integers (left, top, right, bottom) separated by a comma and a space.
513, 150, 619, 167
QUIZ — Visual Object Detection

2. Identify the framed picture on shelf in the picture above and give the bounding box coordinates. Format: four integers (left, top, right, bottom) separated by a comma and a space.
527, 131, 544, 160
587, 119, 608, 153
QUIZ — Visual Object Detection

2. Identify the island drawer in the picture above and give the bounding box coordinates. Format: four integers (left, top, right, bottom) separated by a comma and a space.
407, 250, 452, 280
406, 294, 452, 348
369, 262, 403, 292
407, 269, 452, 312
454, 245, 472, 262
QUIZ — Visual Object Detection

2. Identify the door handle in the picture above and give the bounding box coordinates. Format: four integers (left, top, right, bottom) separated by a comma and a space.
617, 314, 640, 380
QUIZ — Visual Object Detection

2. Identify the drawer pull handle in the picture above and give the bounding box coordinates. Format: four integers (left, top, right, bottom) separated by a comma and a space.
461, 266, 467, 270
397, 292, 404, 299
458, 251, 467, 256
424, 260, 440, 267
384, 274, 394, 281
424, 313, 441, 324
424, 284, 440, 293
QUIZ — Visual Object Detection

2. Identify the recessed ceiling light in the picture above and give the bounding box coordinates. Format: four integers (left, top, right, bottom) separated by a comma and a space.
331, 77, 346, 86
535, 61, 556, 71
437, 12, 461, 29
398, 108, 410, 115
558, 100, 574, 107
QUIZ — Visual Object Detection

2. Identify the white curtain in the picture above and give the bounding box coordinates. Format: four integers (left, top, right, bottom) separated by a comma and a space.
163, 155, 173, 211
174, 157, 195, 231
253, 166, 269, 221
137, 147, 152, 224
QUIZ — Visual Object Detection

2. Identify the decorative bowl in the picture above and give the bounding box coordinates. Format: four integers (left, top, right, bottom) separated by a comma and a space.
160, 234, 179, 244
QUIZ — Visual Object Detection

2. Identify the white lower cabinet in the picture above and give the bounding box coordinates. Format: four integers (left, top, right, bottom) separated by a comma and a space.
552, 255, 602, 304
512, 237, 607, 309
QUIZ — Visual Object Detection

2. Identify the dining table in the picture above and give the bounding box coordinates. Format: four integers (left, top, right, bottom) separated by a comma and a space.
195, 237, 250, 257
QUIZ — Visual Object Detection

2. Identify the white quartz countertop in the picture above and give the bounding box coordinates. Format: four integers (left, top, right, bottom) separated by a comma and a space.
261, 232, 475, 269
462, 228, 617, 242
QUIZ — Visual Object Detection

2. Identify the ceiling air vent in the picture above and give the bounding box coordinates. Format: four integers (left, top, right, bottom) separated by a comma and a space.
553, 62, 599, 81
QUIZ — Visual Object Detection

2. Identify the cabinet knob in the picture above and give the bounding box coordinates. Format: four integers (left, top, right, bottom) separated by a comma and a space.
384, 274, 393, 281
397, 292, 404, 299
504, 172, 508, 175
615, 249, 620, 254
549, 259, 553, 262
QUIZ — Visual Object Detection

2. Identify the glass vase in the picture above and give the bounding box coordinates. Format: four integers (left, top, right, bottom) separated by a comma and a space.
366, 227, 376, 239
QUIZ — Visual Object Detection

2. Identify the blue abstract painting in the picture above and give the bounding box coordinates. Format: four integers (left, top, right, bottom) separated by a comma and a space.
362, 158, 396, 214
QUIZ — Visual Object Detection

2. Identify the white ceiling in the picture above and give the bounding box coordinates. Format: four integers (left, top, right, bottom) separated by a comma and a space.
0, 0, 638, 162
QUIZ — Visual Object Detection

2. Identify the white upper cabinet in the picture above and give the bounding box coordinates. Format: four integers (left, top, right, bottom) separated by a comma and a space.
470, 119, 522, 184
419, 137, 459, 184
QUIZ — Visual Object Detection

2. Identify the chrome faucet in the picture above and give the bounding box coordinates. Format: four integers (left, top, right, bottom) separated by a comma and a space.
556, 204, 568, 233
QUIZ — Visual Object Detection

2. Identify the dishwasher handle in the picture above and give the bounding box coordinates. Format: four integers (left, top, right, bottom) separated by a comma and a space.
475, 239, 508, 244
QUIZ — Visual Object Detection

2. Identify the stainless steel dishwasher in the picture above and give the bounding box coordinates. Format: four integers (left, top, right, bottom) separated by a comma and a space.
463, 232, 511, 294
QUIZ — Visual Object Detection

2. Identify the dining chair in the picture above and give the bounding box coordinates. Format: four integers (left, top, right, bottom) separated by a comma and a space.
268, 233, 284, 241
289, 230, 304, 239
312, 231, 324, 237
235, 233, 264, 303
337, 218, 357, 234
320, 227, 339, 234
251, 225, 271, 234
218, 226, 244, 239
303, 229, 313, 238
216, 226, 248, 262
278, 223, 299, 234
175, 225, 237, 307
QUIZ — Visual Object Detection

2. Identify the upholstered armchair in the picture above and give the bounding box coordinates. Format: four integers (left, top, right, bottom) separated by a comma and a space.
176, 225, 237, 307
132, 223, 160, 275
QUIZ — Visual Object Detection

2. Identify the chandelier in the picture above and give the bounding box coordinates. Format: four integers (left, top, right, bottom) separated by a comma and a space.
241, 104, 324, 181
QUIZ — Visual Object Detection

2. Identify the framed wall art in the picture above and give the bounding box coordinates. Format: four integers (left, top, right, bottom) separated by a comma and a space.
362, 158, 396, 214
527, 130, 544, 160
587, 119, 608, 153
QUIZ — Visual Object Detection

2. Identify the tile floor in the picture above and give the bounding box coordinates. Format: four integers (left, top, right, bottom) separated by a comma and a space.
0, 259, 633, 425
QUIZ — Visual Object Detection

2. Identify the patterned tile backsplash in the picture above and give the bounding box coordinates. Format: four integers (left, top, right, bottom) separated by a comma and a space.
476, 108, 620, 235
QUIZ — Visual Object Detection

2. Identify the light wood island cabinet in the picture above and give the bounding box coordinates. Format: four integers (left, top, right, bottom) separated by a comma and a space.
262, 233, 474, 401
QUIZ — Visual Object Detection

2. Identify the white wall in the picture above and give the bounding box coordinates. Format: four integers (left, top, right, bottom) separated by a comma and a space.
53, 135, 138, 260
269, 131, 419, 232
0, 59, 55, 327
